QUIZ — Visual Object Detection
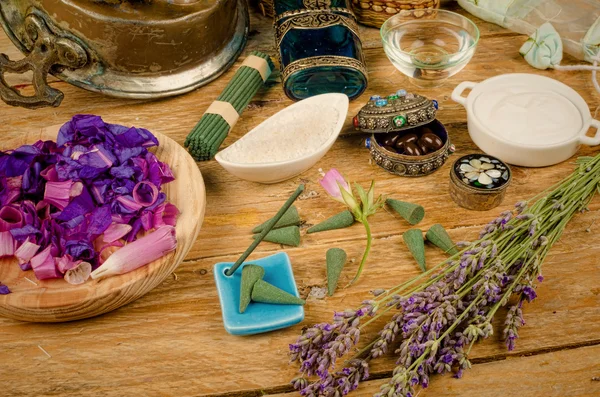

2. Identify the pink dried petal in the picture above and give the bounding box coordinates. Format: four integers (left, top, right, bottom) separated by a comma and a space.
40, 165, 59, 182
15, 239, 40, 265
2, 176, 22, 205
319, 168, 350, 203
97, 240, 124, 265
35, 201, 51, 220
152, 203, 166, 228
152, 203, 179, 228
91, 226, 176, 280
103, 223, 132, 243
133, 181, 159, 207
0, 231, 16, 257
64, 262, 92, 285
0, 205, 24, 231
44, 180, 74, 210
70, 181, 84, 198
91, 184, 105, 205
140, 212, 153, 231
162, 203, 179, 226
116, 196, 143, 212
31, 246, 61, 280
55, 254, 82, 273
6, 176, 23, 190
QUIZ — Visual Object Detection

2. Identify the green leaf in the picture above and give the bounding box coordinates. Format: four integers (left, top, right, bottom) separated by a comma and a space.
367, 180, 375, 208
354, 183, 369, 214
340, 183, 361, 216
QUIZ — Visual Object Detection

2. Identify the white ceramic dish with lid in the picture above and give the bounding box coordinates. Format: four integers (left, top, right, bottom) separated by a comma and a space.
452, 73, 600, 167
215, 93, 349, 184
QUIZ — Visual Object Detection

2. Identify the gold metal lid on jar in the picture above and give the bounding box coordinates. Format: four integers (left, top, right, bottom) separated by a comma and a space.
449, 154, 512, 211
353, 90, 438, 133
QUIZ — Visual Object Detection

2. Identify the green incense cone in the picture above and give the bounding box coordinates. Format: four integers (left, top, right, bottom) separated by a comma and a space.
254, 225, 301, 247
326, 248, 347, 296
403, 229, 426, 272
252, 206, 301, 233
239, 265, 265, 314
386, 198, 425, 225
307, 210, 355, 234
426, 224, 459, 256
251, 279, 305, 306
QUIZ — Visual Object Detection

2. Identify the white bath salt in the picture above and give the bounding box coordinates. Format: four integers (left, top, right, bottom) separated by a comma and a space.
219, 104, 339, 164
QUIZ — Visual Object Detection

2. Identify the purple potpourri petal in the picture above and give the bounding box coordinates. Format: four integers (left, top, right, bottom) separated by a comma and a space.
87, 205, 112, 237
110, 164, 136, 179
56, 187, 95, 222
112, 125, 158, 148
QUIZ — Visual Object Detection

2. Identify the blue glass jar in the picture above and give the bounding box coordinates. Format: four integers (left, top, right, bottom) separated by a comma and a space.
274, 0, 368, 101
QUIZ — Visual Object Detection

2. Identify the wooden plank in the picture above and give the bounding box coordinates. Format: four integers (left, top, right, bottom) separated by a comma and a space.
269, 344, 600, 397
1, 223, 599, 396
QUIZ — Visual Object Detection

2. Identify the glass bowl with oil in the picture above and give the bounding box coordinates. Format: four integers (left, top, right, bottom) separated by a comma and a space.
381, 9, 479, 88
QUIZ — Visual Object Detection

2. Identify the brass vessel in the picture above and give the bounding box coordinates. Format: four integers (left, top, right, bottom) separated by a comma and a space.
0, 0, 249, 108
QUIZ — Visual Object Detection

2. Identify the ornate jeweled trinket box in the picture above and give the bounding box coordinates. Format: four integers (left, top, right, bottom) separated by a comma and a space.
449, 154, 512, 211
358, 90, 454, 177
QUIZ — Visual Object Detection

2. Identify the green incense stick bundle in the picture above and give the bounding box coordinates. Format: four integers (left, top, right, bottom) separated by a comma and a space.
184, 51, 275, 161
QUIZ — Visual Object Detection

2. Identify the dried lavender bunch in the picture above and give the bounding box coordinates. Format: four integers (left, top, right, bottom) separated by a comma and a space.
289, 155, 600, 396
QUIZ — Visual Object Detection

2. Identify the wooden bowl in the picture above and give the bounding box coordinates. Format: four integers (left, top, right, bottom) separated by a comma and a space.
0, 125, 206, 322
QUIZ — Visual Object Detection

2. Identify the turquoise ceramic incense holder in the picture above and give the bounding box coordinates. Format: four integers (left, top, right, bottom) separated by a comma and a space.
213, 252, 304, 336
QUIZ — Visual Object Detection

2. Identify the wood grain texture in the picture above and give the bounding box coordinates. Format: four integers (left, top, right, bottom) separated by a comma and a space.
0, 125, 206, 322
271, 344, 600, 397
0, 2, 599, 397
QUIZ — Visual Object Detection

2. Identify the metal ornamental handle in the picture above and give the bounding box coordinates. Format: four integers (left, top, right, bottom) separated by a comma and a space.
0, 13, 88, 109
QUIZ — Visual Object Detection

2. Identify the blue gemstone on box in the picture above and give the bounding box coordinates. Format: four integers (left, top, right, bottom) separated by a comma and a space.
370, 95, 381, 101
375, 99, 388, 107
433, 100, 439, 109
397, 89, 407, 97
213, 252, 304, 336
365, 137, 371, 149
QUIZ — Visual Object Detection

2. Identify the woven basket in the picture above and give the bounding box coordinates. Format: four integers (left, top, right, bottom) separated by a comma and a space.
255, 0, 440, 27
351, 0, 440, 27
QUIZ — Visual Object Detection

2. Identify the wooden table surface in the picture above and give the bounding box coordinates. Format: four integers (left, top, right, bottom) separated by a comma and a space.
1, 4, 599, 397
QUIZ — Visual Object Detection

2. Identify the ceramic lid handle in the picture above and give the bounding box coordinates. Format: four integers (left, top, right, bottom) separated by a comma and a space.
580, 119, 600, 146
451, 81, 477, 107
